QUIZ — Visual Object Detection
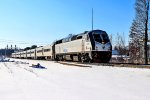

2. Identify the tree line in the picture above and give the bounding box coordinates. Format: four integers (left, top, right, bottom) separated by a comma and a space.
111, 0, 149, 64
129, 0, 149, 64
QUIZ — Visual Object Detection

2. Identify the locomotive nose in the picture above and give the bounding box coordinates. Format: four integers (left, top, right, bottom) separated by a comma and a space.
102, 45, 105, 49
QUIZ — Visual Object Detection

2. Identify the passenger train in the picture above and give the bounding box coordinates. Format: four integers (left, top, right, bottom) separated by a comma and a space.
12, 30, 112, 63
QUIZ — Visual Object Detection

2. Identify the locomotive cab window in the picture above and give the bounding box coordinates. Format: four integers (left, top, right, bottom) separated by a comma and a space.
93, 34, 102, 43
76, 36, 82, 39
93, 31, 110, 43
101, 33, 110, 43
56, 39, 62, 44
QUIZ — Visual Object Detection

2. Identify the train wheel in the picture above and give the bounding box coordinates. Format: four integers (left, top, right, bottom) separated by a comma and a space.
56, 55, 59, 61
84, 54, 92, 63
78, 54, 86, 63
81, 56, 84, 63
78, 54, 81, 62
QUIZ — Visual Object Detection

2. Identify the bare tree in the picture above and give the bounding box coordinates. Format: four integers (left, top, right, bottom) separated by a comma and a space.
114, 33, 128, 62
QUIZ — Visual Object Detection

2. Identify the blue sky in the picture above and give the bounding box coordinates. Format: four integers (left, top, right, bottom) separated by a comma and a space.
0, 0, 135, 49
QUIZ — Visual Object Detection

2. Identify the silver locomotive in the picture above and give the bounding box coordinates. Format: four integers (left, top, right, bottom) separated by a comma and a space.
54, 30, 112, 62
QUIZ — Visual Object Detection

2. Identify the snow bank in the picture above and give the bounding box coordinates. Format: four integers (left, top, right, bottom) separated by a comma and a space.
0, 59, 150, 100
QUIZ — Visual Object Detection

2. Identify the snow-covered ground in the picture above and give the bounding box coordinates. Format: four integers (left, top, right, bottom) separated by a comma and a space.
0, 59, 150, 100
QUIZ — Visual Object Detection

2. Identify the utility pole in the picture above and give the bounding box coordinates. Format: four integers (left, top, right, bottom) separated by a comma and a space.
144, 1, 149, 64
92, 8, 93, 31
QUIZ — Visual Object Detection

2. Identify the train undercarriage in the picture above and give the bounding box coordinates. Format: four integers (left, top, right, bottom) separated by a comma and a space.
55, 51, 112, 63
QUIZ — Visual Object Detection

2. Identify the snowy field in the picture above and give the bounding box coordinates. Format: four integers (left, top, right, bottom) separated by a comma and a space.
0, 59, 150, 100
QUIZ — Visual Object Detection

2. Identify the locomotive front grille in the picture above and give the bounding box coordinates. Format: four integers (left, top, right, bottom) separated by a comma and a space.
92, 51, 112, 62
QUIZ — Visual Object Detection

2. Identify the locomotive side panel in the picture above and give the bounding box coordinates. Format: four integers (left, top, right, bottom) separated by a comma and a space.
55, 39, 83, 55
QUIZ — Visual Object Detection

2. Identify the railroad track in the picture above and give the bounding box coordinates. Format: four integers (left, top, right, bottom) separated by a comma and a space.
57, 61, 92, 67
57, 61, 117, 68
10, 59, 150, 69
57, 61, 150, 69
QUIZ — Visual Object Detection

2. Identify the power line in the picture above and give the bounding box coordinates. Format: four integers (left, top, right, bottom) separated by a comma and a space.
0, 39, 51, 45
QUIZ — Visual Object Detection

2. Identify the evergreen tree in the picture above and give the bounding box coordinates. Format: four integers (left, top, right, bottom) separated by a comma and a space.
129, 0, 149, 64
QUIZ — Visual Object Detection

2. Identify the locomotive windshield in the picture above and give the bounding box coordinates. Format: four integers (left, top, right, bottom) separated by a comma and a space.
93, 34, 102, 43
93, 31, 110, 43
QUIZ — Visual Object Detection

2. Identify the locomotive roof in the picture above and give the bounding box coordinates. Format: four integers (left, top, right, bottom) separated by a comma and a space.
54, 29, 107, 44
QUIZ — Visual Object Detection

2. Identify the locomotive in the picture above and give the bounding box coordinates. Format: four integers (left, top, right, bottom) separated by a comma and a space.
12, 30, 112, 63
